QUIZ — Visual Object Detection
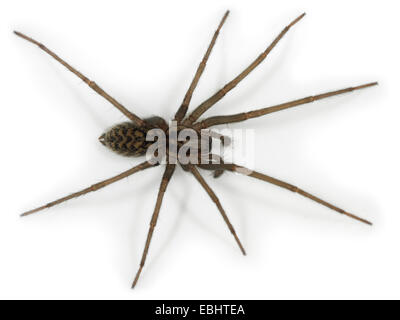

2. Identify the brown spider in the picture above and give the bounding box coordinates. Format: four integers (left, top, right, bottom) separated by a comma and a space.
15, 11, 377, 289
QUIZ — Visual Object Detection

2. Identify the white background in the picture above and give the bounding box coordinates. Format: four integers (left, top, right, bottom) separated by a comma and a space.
0, 0, 398, 299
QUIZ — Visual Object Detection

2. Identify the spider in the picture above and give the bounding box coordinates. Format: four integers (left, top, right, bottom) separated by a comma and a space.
15, 11, 377, 289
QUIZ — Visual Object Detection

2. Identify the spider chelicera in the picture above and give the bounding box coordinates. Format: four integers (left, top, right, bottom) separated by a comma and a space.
15, 11, 377, 288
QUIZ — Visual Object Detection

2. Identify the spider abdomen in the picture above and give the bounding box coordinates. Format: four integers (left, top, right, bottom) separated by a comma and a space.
99, 122, 152, 156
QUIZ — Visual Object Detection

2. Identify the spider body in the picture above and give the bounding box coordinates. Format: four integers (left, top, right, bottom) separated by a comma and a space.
99, 116, 168, 156
99, 118, 214, 162
15, 11, 377, 289
99, 122, 151, 156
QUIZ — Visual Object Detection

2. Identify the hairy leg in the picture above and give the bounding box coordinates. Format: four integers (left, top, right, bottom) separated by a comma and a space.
197, 162, 372, 225
194, 82, 378, 129
132, 164, 176, 288
21, 161, 155, 217
184, 13, 305, 125
14, 31, 145, 126
188, 165, 246, 255
175, 11, 230, 123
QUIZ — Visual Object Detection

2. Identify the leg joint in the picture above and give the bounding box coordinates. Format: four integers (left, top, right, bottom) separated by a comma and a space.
90, 183, 103, 192
150, 221, 157, 228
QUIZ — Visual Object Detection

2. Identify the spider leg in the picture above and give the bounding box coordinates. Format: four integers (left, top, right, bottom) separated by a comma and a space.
194, 82, 378, 128
14, 31, 145, 127
183, 13, 306, 125
21, 161, 155, 217
174, 10, 230, 123
198, 162, 372, 225
189, 165, 246, 255
132, 164, 176, 289
199, 153, 226, 178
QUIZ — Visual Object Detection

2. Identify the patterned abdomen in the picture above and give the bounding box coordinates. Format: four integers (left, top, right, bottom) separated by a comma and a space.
99, 122, 153, 156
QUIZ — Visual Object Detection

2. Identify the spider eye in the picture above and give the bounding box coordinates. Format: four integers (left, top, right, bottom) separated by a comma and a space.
98, 133, 106, 146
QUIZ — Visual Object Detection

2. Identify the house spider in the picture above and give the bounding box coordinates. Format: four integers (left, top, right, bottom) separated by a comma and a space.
15, 11, 377, 288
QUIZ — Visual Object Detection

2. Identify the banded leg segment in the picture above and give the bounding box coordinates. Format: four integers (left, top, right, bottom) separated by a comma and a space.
195, 82, 378, 129
21, 161, 156, 217
184, 13, 306, 125
132, 164, 176, 288
14, 31, 145, 127
197, 162, 372, 225
189, 165, 246, 255
175, 11, 230, 123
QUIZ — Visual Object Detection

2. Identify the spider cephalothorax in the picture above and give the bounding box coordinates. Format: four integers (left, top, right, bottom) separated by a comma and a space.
15, 11, 377, 289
